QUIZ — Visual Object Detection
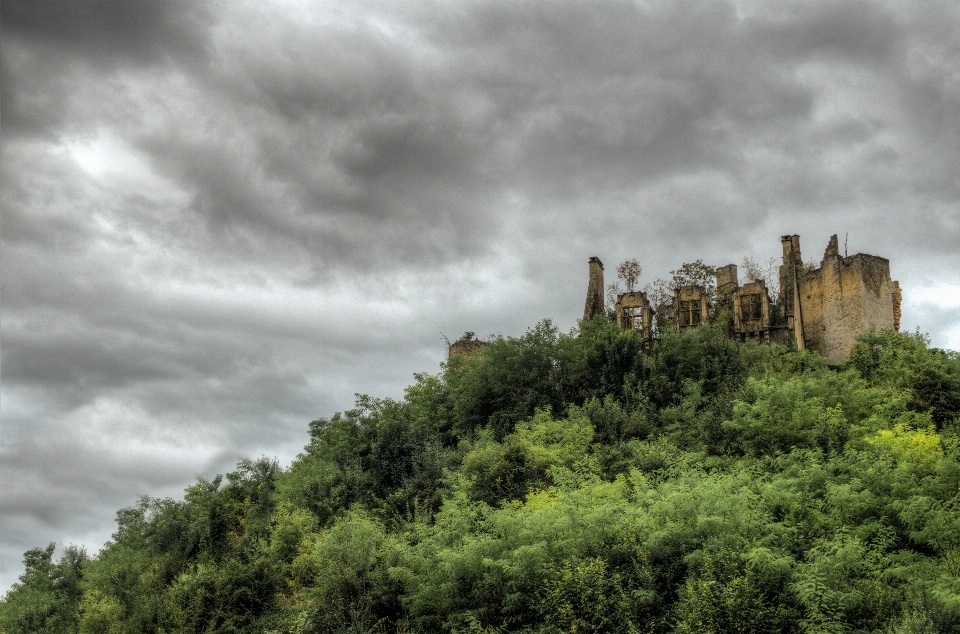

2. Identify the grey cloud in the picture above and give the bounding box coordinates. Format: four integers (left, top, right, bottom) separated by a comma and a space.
0, 50, 74, 140
1, 0, 213, 67
0, 152, 95, 252
107, 0, 955, 276
135, 116, 501, 275
0, 0, 214, 138
752, 1, 902, 63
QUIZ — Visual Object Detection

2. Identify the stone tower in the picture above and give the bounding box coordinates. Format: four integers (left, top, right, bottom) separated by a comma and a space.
796, 235, 900, 363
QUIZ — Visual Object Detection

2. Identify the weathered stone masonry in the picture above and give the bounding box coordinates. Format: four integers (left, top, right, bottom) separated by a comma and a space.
584, 234, 901, 363
583, 257, 606, 322
792, 234, 900, 363
448, 337, 489, 358
615, 291, 653, 344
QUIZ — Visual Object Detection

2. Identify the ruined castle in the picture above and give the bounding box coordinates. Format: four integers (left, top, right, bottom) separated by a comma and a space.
584, 234, 901, 364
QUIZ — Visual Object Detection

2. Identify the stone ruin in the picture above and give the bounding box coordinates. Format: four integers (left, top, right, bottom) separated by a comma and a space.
584, 234, 901, 364
448, 336, 489, 358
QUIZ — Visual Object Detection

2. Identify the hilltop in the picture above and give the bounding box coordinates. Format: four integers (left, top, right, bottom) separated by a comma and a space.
3, 319, 960, 633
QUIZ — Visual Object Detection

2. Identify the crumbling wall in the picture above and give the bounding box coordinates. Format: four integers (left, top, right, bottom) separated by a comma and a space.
732, 280, 772, 342
715, 264, 738, 295
799, 242, 896, 364
779, 234, 805, 347
448, 338, 489, 358
673, 286, 709, 333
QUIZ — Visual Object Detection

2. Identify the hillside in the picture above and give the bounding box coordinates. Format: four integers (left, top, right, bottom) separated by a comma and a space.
3, 319, 960, 633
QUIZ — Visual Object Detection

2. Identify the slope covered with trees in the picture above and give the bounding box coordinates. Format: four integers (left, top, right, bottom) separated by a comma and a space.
3, 319, 960, 633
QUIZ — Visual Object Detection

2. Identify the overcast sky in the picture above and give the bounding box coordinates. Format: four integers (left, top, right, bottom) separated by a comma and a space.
2, 0, 959, 590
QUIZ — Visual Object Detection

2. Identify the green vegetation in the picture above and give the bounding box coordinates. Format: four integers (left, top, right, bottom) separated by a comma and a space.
4, 319, 960, 633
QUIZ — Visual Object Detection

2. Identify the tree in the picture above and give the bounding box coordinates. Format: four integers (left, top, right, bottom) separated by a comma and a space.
741, 256, 780, 300
644, 260, 718, 323
617, 259, 642, 292
606, 258, 643, 313
0, 544, 87, 634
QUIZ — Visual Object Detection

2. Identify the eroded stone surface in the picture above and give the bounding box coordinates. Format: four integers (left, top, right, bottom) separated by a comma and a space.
583, 257, 605, 322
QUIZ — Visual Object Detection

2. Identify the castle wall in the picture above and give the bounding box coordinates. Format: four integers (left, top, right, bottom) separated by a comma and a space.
716, 264, 738, 295
673, 286, 709, 333
779, 234, 804, 345
796, 266, 826, 353
799, 252, 896, 364
893, 282, 902, 332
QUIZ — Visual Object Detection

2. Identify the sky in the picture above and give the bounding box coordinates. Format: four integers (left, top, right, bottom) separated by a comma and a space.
2, 0, 959, 590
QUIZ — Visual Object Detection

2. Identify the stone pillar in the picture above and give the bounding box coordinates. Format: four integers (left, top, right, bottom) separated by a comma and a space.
583, 257, 605, 321
780, 236, 796, 317
893, 281, 901, 332
780, 234, 804, 350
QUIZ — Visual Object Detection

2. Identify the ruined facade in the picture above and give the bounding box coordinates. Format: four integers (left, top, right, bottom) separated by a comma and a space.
615, 291, 653, 343
673, 286, 710, 334
584, 234, 901, 363
728, 279, 781, 344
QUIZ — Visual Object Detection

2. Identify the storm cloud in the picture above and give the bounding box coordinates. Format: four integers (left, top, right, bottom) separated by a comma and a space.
2, 0, 959, 588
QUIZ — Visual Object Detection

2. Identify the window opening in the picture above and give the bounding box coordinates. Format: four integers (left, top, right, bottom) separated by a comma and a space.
741, 294, 763, 321
622, 306, 644, 331
679, 300, 701, 326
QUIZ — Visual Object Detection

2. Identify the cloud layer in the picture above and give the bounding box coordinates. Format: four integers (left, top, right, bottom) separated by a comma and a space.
2, 0, 959, 589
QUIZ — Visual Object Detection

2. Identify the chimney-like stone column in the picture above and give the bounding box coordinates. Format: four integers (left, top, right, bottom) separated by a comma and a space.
583, 257, 605, 321
780, 235, 805, 350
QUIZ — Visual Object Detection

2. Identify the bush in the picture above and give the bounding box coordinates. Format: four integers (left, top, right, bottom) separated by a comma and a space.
647, 323, 744, 409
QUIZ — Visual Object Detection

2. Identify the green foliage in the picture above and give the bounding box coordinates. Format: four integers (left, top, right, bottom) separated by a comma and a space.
538, 557, 639, 633
0, 544, 86, 634
458, 409, 593, 506
672, 551, 797, 634
166, 556, 278, 632
577, 317, 647, 405
287, 512, 404, 633
77, 589, 123, 634
849, 328, 960, 429
577, 396, 649, 446
446, 320, 584, 440
647, 323, 744, 409
274, 399, 380, 525
6, 325, 960, 633
723, 369, 886, 457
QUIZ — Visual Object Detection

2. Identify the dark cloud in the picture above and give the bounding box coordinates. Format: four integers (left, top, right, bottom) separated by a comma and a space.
2, 0, 212, 64
756, 1, 902, 62
3, 0, 960, 589
0, 0, 214, 137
